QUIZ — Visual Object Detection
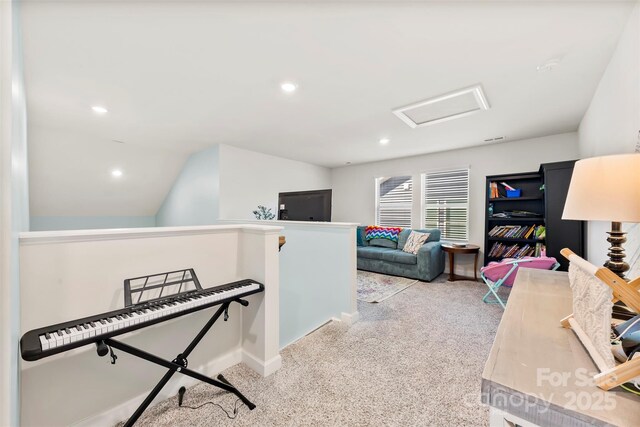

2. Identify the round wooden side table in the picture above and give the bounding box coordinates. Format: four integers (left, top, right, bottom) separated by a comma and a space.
441, 243, 480, 282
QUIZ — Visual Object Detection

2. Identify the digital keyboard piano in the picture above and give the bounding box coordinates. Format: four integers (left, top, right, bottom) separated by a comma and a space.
21, 278, 263, 361
20, 269, 264, 426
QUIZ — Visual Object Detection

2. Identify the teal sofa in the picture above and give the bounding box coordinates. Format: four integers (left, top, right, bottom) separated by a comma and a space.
357, 227, 445, 282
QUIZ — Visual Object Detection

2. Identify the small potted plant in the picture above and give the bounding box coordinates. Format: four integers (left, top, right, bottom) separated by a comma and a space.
253, 205, 275, 220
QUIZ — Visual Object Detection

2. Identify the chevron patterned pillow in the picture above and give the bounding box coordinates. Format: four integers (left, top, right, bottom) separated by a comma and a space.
365, 226, 403, 242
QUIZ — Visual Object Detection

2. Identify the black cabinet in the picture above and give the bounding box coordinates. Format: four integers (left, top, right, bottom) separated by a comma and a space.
540, 161, 585, 271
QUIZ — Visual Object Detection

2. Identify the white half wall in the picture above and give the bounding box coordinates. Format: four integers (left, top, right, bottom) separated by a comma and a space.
218, 144, 331, 220
578, 2, 640, 278
19, 225, 281, 427
1, 1, 30, 425
331, 133, 580, 276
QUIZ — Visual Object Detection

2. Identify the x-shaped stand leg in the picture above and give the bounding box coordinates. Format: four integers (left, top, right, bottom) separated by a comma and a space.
103, 301, 256, 427
482, 280, 507, 309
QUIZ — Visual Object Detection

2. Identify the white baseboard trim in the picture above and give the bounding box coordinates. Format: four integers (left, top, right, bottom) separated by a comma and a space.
340, 311, 360, 325
71, 348, 243, 427
241, 350, 282, 377
331, 311, 360, 326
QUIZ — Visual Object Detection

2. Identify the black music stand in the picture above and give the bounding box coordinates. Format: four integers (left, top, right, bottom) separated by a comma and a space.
102, 269, 256, 426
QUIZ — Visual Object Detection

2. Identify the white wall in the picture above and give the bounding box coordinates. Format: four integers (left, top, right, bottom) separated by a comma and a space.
579, 3, 639, 159
155, 144, 331, 226
331, 133, 580, 276
31, 216, 156, 231
1, 1, 29, 425
578, 1, 640, 278
218, 144, 331, 220
156, 145, 220, 226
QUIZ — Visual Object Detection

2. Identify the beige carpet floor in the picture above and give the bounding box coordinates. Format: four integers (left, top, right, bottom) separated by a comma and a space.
119, 274, 509, 426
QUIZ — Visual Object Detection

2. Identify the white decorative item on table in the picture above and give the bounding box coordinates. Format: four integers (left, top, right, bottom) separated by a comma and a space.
561, 248, 640, 391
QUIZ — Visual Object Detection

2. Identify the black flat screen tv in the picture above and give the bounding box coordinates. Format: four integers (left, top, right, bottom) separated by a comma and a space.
278, 189, 332, 222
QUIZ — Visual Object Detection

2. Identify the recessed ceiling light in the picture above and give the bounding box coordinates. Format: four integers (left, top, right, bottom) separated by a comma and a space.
92, 106, 108, 114
379, 138, 390, 145
537, 58, 562, 73
111, 169, 123, 177
280, 82, 297, 93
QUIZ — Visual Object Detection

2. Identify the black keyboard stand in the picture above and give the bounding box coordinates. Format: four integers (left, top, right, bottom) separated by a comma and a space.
103, 299, 256, 427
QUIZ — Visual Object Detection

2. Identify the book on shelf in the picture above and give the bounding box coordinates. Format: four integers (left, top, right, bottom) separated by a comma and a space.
488, 224, 545, 240
487, 242, 539, 259
524, 226, 536, 239
489, 182, 505, 199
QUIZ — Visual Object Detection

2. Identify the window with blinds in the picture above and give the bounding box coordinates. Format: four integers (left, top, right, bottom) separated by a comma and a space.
423, 168, 469, 241
376, 176, 413, 228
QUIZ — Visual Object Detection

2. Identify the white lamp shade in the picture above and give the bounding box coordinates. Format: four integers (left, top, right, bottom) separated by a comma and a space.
562, 153, 640, 222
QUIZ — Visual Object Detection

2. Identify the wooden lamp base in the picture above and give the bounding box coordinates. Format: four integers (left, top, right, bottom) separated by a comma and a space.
604, 221, 629, 280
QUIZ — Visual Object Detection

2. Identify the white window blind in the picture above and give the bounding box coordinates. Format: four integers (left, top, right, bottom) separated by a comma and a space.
376, 176, 413, 228
423, 168, 469, 241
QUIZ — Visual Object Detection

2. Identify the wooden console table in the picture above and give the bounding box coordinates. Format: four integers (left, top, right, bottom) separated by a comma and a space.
481, 268, 640, 426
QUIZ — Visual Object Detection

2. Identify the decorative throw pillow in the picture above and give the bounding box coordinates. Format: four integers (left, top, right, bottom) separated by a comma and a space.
402, 231, 430, 254
365, 225, 402, 242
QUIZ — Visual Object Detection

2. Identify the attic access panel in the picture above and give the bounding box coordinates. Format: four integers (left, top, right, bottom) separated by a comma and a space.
393, 84, 490, 128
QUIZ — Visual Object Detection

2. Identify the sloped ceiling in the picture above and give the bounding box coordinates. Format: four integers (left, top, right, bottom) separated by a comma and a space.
28, 127, 188, 216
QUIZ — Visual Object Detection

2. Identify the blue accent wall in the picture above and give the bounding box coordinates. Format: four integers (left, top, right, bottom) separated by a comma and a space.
30, 216, 156, 231
156, 146, 219, 226
278, 225, 354, 348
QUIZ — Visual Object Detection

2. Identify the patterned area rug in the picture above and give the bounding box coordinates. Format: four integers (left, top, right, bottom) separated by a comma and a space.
357, 270, 418, 302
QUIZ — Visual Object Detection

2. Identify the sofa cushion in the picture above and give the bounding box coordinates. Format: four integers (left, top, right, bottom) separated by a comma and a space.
397, 229, 412, 250
357, 246, 396, 260
380, 251, 418, 265
369, 238, 398, 249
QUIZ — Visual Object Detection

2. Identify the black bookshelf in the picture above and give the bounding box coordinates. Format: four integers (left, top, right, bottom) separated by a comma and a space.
484, 172, 546, 266
483, 162, 585, 271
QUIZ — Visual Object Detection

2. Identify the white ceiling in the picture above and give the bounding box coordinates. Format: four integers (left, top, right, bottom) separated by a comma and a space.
22, 1, 636, 216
